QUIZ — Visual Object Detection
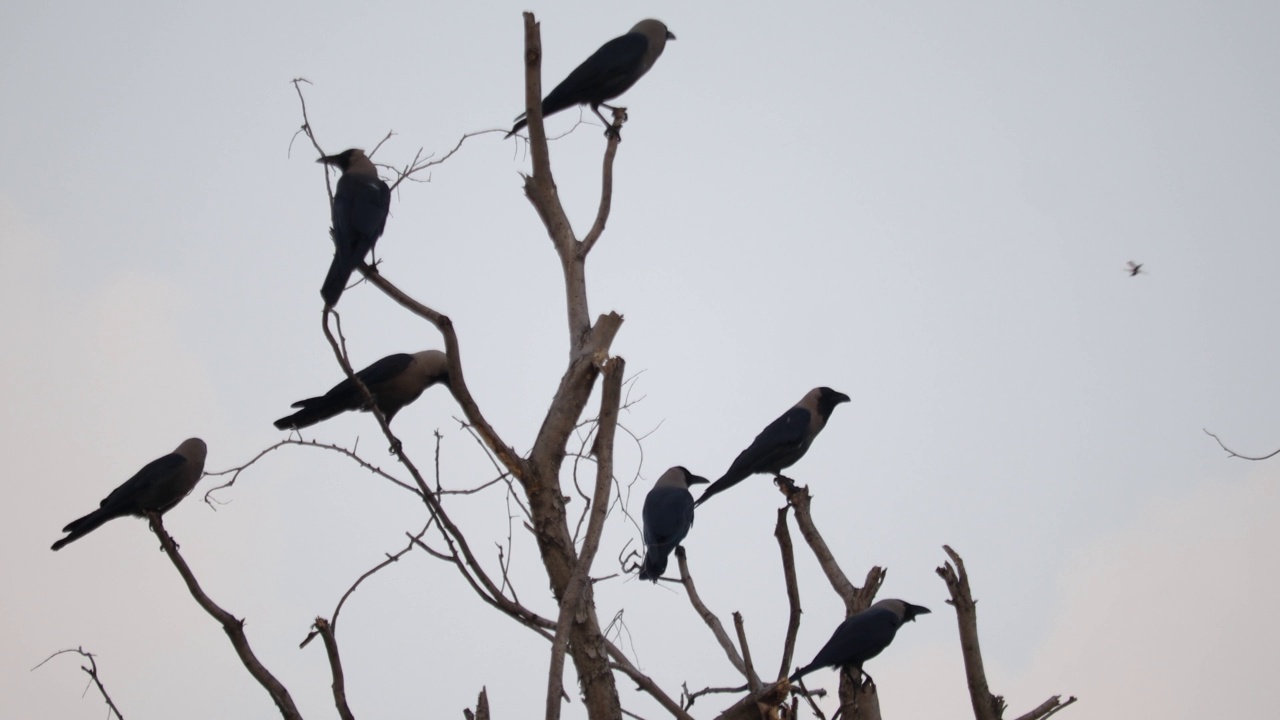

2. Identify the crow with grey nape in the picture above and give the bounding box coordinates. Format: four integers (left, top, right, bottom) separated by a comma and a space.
317, 149, 391, 307
51, 438, 208, 551
790, 599, 930, 685
274, 350, 450, 430
695, 387, 850, 507
638, 466, 708, 582
507, 19, 675, 139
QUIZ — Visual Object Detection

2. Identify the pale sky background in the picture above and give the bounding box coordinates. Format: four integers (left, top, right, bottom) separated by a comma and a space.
3, 1, 1278, 718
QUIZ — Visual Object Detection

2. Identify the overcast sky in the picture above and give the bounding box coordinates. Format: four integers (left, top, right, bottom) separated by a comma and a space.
3, 1, 1278, 718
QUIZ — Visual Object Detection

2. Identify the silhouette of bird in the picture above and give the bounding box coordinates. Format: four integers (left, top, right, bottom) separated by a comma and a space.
51, 439, 207, 551
508, 19, 675, 138
790, 599, 930, 685
638, 466, 709, 582
318, 149, 391, 307
1126, 261, 1144, 277
696, 387, 850, 507
274, 350, 450, 430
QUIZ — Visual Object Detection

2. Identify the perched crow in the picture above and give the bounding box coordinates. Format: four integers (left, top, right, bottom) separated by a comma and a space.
51, 439, 207, 551
638, 466, 709, 582
790, 599, 930, 683
317, 149, 391, 307
274, 350, 450, 430
508, 19, 675, 138
696, 387, 850, 506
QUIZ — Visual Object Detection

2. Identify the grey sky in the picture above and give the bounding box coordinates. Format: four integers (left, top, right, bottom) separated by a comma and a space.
3, 1, 1278, 717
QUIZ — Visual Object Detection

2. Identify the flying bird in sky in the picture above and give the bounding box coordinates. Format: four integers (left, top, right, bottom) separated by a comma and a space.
51, 438, 208, 551
790, 599, 930, 684
507, 19, 675, 138
638, 466, 709, 582
1126, 261, 1144, 276
317, 149, 391, 307
274, 350, 450, 430
696, 387, 850, 507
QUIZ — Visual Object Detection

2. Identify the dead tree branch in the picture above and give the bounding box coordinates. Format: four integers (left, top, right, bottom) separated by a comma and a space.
776, 478, 883, 611
546, 357, 625, 720
312, 618, 354, 720
706, 680, 791, 720
937, 545, 1075, 720
733, 612, 762, 696
147, 513, 301, 720
676, 548, 754, 682
603, 639, 694, 720
1204, 428, 1280, 460
464, 687, 491, 720
204, 437, 422, 503
935, 545, 1001, 720
356, 267, 525, 477
774, 507, 802, 683
1012, 696, 1078, 720
776, 478, 884, 719
33, 648, 125, 720
509, 23, 631, 716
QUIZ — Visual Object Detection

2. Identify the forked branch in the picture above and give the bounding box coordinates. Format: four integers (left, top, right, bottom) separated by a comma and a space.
32, 648, 125, 720
937, 545, 1075, 720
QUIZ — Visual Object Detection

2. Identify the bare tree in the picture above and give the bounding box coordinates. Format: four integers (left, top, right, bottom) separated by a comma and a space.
52, 13, 1075, 720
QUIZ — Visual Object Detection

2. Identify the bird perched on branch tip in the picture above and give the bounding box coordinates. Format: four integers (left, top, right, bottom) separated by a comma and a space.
507, 19, 675, 139
317, 148, 391, 307
696, 387, 850, 507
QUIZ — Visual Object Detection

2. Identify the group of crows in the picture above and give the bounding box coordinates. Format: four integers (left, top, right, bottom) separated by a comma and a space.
638, 386, 930, 686
50, 18, 927, 695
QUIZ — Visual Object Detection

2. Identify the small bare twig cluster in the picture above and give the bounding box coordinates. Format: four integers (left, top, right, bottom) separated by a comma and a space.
34, 648, 127, 720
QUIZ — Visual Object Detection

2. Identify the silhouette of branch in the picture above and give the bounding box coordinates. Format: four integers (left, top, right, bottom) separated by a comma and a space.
1013, 695, 1078, 720
676, 547, 754, 682
311, 618, 354, 720
733, 612, 761, 695
937, 545, 1002, 720
580, 115, 622, 257
705, 680, 791, 720
546, 357, 625, 720
603, 640, 694, 720
148, 513, 301, 720
1204, 428, 1280, 460
938, 545, 1075, 720
204, 437, 423, 503
683, 681, 749, 707
355, 266, 526, 478
775, 506, 802, 682
464, 687, 491, 720
33, 648, 125, 719
777, 477, 885, 719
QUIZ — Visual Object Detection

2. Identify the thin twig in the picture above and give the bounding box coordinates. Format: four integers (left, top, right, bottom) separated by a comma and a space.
33, 648, 125, 720
1204, 428, 1280, 460
204, 437, 423, 503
